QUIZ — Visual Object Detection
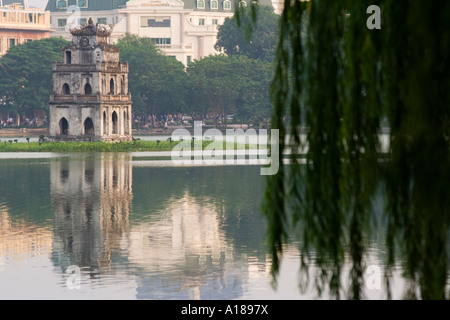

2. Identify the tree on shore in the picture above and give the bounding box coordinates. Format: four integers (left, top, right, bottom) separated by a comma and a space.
187, 54, 272, 128
187, 55, 240, 127
116, 34, 189, 118
264, 0, 450, 300
215, 5, 279, 62
0, 37, 69, 119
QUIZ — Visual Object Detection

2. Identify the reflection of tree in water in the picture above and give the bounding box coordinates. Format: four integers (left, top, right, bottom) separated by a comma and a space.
50, 155, 132, 276
0, 159, 53, 225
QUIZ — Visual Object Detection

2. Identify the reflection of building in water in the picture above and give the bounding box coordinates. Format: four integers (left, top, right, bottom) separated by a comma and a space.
123, 193, 266, 299
0, 204, 52, 263
51, 154, 132, 273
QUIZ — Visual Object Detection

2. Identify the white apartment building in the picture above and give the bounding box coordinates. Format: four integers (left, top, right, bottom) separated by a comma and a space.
0, 0, 52, 57
46, 0, 273, 65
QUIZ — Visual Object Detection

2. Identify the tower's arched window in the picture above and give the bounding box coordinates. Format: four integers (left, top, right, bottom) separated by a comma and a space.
84, 83, 92, 95
62, 83, 70, 95
112, 111, 118, 134
102, 78, 106, 94
124, 110, 128, 135
110, 78, 115, 95
84, 117, 94, 135
120, 76, 125, 95
59, 117, 69, 135
103, 111, 107, 135
65, 51, 72, 64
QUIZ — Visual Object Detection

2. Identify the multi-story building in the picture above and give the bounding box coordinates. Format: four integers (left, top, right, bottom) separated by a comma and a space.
0, 0, 52, 57
45, 0, 273, 65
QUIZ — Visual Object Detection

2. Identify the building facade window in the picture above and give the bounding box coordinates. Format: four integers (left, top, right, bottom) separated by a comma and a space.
199, 18, 205, 26
211, 0, 218, 9
97, 17, 107, 25
57, 0, 68, 9
58, 19, 67, 27
141, 17, 171, 28
212, 19, 218, 25
77, 0, 88, 8
223, 0, 231, 10
150, 38, 171, 45
78, 18, 87, 25
197, 0, 205, 9
8, 38, 17, 49
239, 1, 247, 7
187, 56, 192, 66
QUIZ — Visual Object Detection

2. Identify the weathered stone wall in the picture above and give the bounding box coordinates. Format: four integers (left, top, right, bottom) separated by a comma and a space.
49, 25, 132, 142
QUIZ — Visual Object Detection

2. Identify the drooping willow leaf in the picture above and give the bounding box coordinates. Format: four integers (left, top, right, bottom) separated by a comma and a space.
265, 0, 450, 300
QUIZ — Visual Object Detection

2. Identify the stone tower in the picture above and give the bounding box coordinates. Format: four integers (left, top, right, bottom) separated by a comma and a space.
49, 19, 132, 142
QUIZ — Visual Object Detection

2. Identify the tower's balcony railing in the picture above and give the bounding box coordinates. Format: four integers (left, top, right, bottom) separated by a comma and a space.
98, 62, 129, 73
50, 93, 98, 102
50, 93, 131, 103
53, 62, 129, 73
53, 63, 98, 72
101, 94, 132, 102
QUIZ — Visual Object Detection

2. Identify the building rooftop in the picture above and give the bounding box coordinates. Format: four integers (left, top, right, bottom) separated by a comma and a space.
46, 0, 128, 11
2, 0, 25, 5
45, 0, 273, 12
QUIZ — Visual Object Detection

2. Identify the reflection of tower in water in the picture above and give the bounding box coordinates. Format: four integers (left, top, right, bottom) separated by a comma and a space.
51, 154, 132, 274
100, 154, 133, 263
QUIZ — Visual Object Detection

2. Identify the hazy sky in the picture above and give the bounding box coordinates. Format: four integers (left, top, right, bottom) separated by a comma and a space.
29, 0, 48, 9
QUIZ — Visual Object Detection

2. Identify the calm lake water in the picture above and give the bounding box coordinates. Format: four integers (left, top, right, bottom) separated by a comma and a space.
0, 152, 408, 299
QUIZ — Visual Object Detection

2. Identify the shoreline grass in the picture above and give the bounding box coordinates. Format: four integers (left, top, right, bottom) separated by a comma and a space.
0, 140, 263, 153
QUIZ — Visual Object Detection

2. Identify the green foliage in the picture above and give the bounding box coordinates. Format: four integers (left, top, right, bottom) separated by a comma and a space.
116, 34, 189, 116
187, 54, 272, 126
0, 140, 257, 152
0, 141, 176, 152
215, 6, 280, 62
187, 54, 242, 125
235, 58, 273, 125
0, 37, 69, 115
266, 0, 450, 299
